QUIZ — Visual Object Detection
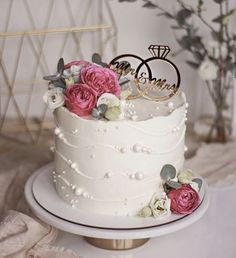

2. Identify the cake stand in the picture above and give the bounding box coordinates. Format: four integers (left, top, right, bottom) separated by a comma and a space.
24, 163, 210, 250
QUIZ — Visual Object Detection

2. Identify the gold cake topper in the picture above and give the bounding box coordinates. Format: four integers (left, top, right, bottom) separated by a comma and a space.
109, 45, 181, 101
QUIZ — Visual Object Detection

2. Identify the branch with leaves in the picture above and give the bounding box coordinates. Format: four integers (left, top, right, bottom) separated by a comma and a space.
119, 0, 236, 142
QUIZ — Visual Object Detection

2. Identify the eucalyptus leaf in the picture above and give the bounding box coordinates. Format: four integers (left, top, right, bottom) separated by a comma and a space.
142, 1, 157, 9
212, 9, 235, 24
43, 74, 60, 81
160, 164, 176, 181
176, 9, 193, 25
186, 60, 200, 69
192, 178, 203, 190
92, 104, 108, 119
157, 12, 173, 19
177, 36, 191, 50
57, 58, 64, 76
166, 180, 182, 189
92, 53, 107, 67
51, 79, 66, 89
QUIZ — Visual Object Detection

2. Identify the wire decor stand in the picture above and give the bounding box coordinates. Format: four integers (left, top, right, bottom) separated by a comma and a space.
0, 0, 117, 144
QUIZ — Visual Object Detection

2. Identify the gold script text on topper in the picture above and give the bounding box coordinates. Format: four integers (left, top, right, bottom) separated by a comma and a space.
109, 45, 181, 102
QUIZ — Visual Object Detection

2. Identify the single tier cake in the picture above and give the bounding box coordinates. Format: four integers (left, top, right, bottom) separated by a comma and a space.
44, 46, 201, 218
52, 93, 187, 216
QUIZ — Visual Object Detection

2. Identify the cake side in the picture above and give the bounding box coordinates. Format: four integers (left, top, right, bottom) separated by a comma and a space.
52, 94, 187, 216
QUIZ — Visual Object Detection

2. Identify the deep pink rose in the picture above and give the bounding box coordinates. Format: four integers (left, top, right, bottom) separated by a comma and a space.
64, 60, 89, 70
64, 83, 97, 116
80, 64, 120, 97
168, 184, 200, 215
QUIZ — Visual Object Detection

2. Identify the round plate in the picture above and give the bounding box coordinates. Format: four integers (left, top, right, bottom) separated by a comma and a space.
29, 163, 208, 232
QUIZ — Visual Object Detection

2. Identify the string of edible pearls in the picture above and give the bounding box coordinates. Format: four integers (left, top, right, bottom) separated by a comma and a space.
129, 171, 144, 180
132, 143, 152, 154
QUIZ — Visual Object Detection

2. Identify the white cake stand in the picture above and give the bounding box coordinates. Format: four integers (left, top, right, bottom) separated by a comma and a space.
24, 163, 210, 250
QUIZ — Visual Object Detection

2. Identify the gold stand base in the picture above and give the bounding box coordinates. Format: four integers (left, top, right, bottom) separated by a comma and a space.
84, 237, 149, 250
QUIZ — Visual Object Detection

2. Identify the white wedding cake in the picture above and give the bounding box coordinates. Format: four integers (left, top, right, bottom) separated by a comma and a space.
44, 46, 200, 218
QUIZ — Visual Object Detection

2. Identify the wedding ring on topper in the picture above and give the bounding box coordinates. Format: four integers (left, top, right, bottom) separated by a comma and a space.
109, 45, 181, 101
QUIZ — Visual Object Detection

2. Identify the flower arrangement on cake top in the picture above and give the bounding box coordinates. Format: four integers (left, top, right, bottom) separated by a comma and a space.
43, 57, 130, 121
139, 164, 202, 218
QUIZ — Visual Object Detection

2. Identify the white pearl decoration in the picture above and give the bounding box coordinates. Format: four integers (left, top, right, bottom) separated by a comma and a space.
71, 185, 76, 190
156, 106, 160, 110
185, 117, 188, 121
71, 129, 78, 134
120, 147, 127, 153
65, 194, 69, 198
185, 102, 189, 108
105, 172, 112, 178
168, 102, 174, 110
68, 160, 72, 165
58, 133, 64, 139
129, 174, 135, 179
75, 187, 83, 196
50, 146, 55, 152
70, 163, 77, 169
82, 191, 89, 198
133, 144, 142, 153
53, 179, 57, 183
131, 115, 138, 121
54, 127, 60, 135
184, 146, 188, 152
61, 186, 65, 190
135, 172, 144, 180
62, 170, 66, 174
142, 147, 147, 152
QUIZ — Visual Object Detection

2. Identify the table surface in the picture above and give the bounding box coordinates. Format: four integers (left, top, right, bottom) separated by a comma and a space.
54, 185, 236, 258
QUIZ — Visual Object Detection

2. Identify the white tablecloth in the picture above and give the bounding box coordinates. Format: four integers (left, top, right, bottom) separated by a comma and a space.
55, 185, 236, 258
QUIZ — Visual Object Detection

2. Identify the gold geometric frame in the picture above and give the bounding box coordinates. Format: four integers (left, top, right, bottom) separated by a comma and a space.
0, 0, 117, 144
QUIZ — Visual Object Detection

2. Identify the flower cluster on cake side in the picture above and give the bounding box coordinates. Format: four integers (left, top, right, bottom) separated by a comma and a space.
138, 164, 202, 218
43, 58, 132, 121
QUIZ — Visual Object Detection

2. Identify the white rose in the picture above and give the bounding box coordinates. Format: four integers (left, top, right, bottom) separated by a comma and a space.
198, 60, 218, 80
97, 93, 120, 107
206, 40, 227, 59
43, 87, 64, 110
149, 193, 171, 218
178, 169, 194, 184
190, 181, 200, 192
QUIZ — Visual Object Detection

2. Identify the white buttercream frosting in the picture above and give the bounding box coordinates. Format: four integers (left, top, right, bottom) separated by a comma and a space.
53, 92, 187, 215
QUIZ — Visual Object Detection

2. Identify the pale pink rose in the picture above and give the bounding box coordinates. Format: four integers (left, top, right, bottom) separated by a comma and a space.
80, 64, 120, 97
64, 60, 89, 70
64, 83, 97, 116
168, 184, 200, 215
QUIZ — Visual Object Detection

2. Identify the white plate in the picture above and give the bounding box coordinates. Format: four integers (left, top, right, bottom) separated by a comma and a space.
32, 163, 206, 230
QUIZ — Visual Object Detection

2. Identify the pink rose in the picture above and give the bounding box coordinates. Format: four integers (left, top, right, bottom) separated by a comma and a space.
168, 184, 200, 215
64, 83, 97, 116
64, 60, 89, 70
80, 64, 120, 97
